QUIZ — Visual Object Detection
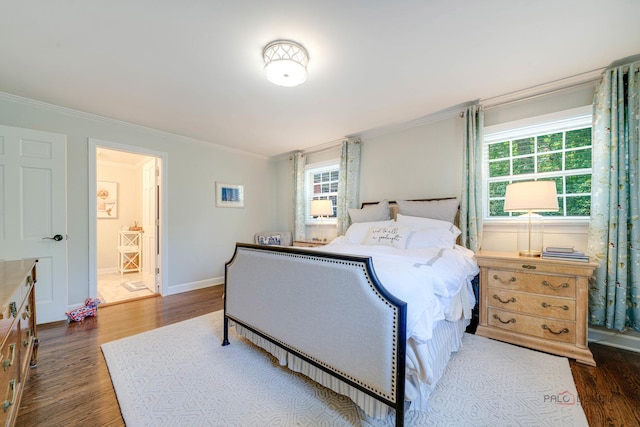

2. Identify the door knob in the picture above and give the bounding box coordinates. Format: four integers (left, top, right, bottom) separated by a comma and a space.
43, 234, 64, 241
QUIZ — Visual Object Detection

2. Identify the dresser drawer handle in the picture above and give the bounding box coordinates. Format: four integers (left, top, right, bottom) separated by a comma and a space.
3, 344, 15, 371
541, 302, 569, 311
22, 304, 32, 320
8, 302, 17, 319
522, 264, 537, 270
542, 324, 570, 335
3, 379, 15, 413
541, 281, 569, 291
493, 314, 516, 324
23, 329, 32, 347
493, 295, 516, 304
493, 275, 517, 285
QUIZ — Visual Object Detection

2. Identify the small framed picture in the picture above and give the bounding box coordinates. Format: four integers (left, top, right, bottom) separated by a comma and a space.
216, 182, 244, 208
97, 181, 118, 218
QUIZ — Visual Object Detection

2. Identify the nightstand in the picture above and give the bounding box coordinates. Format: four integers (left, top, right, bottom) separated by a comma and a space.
293, 240, 327, 248
475, 251, 597, 366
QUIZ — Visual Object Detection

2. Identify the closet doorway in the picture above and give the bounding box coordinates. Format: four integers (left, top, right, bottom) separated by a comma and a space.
90, 142, 165, 305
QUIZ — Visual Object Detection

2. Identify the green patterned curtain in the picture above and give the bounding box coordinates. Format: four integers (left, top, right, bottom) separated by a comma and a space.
460, 104, 484, 252
336, 138, 361, 235
291, 151, 306, 241
587, 61, 640, 332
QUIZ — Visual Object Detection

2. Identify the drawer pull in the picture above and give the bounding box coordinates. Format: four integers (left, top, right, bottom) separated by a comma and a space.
493, 314, 516, 324
22, 304, 32, 320
541, 302, 569, 311
522, 264, 537, 270
3, 344, 15, 371
541, 281, 569, 291
493, 274, 517, 285
24, 329, 32, 347
9, 302, 17, 319
493, 295, 516, 304
542, 324, 570, 335
3, 380, 15, 413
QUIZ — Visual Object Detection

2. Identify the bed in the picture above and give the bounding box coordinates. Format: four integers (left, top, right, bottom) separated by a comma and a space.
222, 198, 479, 426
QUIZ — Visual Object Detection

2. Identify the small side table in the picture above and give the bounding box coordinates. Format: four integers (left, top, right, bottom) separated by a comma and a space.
293, 240, 326, 248
475, 251, 597, 366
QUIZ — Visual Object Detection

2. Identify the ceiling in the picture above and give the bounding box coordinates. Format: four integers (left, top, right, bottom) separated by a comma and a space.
1, 1, 639, 158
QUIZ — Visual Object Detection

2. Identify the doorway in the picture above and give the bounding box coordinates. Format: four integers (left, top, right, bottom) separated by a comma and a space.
88, 139, 167, 305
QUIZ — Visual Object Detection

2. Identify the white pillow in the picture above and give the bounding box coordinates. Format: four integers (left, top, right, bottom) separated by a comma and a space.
344, 220, 395, 245
363, 225, 412, 249
396, 199, 458, 223
396, 213, 461, 236
348, 200, 391, 223
406, 228, 457, 249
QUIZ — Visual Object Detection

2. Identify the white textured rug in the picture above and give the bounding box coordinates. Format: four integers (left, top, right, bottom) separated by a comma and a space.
102, 311, 588, 426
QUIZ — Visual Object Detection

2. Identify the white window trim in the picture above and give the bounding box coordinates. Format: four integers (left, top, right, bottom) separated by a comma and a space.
304, 159, 339, 225
483, 105, 593, 222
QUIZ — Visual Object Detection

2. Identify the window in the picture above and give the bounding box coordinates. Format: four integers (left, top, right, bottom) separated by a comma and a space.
484, 107, 592, 218
305, 161, 339, 223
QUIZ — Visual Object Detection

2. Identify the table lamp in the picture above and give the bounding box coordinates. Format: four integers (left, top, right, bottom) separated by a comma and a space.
310, 199, 333, 242
503, 181, 559, 257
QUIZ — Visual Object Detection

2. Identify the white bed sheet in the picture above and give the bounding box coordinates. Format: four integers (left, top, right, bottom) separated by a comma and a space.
315, 237, 479, 343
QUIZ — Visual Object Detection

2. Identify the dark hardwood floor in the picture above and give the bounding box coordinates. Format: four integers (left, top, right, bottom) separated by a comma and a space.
16, 285, 639, 426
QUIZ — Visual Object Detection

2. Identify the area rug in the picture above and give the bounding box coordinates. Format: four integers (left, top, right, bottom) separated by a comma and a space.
101, 311, 588, 426
121, 281, 147, 292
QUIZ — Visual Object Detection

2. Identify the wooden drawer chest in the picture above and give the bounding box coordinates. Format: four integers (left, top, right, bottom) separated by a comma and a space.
0, 259, 38, 426
475, 251, 597, 366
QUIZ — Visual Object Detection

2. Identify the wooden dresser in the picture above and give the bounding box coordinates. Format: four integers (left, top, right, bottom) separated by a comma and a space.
475, 251, 597, 366
0, 259, 38, 426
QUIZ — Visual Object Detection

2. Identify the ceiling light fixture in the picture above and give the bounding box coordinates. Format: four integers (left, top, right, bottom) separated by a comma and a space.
262, 40, 309, 87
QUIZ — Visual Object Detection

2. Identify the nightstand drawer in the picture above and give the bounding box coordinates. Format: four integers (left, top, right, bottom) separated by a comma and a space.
487, 269, 576, 298
488, 308, 576, 344
488, 288, 576, 321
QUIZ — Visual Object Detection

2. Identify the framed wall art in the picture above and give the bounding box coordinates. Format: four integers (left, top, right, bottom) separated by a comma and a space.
216, 182, 244, 208
97, 181, 118, 218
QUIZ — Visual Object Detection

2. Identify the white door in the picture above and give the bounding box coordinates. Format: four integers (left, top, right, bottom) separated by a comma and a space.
0, 125, 68, 324
141, 158, 158, 293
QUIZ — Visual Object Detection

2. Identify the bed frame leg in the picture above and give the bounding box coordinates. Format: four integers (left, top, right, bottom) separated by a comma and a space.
222, 315, 230, 346
396, 401, 404, 427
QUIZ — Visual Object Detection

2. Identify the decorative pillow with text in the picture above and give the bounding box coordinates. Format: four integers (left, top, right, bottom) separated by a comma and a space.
363, 225, 412, 249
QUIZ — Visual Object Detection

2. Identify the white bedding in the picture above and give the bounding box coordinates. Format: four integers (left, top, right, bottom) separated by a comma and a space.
316, 236, 479, 344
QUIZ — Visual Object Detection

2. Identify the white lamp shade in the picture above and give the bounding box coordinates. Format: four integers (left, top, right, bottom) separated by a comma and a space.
504, 181, 559, 213
263, 40, 308, 87
310, 199, 333, 216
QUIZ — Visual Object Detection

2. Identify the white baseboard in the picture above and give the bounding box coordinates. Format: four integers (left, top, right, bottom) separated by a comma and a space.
588, 326, 640, 353
98, 267, 119, 275
164, 276, 224, 296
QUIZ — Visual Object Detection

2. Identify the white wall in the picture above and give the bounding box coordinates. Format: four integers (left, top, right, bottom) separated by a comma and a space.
0, 94, 276, 308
